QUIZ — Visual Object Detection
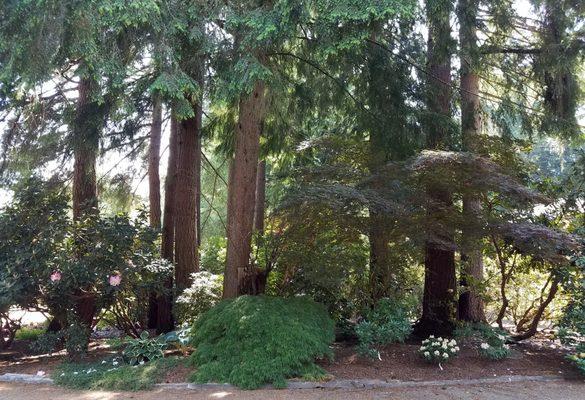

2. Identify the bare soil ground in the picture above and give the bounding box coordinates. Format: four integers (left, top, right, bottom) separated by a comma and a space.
0, 380, 584, 400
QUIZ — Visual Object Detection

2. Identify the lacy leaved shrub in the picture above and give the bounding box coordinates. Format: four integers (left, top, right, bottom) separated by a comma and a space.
189, 295, 334, 389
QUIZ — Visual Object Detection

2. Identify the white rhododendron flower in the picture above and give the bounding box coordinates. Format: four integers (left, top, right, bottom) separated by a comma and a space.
480, 343, 490, 349
434, 350, 440, 356
424, 352, 430, 356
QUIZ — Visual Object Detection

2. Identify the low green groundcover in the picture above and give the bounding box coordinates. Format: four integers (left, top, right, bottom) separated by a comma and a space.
189, 295, 335, 389
53, 356, 181, 391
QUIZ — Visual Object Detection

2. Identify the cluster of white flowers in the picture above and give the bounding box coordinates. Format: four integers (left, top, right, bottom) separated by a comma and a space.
176, 271, 222, 304
144, 258, 174, 275
418, 335, 460, 364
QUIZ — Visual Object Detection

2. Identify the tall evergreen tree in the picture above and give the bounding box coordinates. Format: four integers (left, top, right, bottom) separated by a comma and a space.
457, 0, 487, 322
414, 0, 458, 337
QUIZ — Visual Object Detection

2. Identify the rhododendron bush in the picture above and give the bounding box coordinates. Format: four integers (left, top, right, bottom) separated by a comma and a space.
0, 178, 168, 353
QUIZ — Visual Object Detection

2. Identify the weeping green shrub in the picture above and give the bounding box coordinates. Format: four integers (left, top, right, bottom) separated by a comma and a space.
189, 295, 335, 389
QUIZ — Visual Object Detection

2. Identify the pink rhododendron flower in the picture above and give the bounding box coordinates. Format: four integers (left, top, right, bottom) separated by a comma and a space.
50, 271, 61, 282
109, 274, 122, 286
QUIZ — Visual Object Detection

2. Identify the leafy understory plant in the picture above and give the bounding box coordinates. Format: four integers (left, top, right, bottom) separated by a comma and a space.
567, 343, 585, 376
355, 298, 413, 359
568, 352, 585, 375
122, 331, 167, 365
454, 323, 511, 361
189, 295, 335, 389
162, 324, 192, 356
419, 336, 460, 368
478, 329, 511, 360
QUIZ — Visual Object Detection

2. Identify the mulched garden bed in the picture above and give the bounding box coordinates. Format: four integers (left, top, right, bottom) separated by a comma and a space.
319, 341, 582, 381
1, 337, 582, 383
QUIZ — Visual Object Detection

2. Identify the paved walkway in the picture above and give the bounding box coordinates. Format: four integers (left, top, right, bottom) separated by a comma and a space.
0, 380, 583, 400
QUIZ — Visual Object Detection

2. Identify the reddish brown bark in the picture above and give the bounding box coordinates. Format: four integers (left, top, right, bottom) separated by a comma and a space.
70, 77, 101, 334
174, 104, 201, 292
413, 0, 457, 337
223, 81, 267, 299
457, 0, 486, 323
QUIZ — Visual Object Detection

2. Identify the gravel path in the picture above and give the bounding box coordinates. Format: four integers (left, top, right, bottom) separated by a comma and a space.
0, 380, 583, 400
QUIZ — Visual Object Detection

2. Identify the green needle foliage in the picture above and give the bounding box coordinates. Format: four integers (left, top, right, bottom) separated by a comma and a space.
189, 295, 335, 389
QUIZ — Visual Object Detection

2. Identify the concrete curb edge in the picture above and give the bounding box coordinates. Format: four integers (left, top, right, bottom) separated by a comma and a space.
0, 373, 570, 390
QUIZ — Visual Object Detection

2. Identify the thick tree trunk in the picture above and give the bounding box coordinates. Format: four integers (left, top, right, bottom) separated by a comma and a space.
253, 160, 266, 233
155, 115, 180, 333
457, 0, 486, 323
223, 81, 267, 299
413, 0, 457, 337
366, 31, 393, 304
71, 77, 101, 333
72, 78, 99, 221
174, 104, 201, 292
147, 95, 163, 330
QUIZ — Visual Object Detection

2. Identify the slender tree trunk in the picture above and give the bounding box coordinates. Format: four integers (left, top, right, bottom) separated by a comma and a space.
457, 0, 486, 323
512, 276, 560, 341
224, 81, 267, 298
148, 96, 163, 228
369, 214, 392, 303
147, 95, 163, 330
162, 116, 179, 262
174, 104, 201, 292
413, 0, 457, 337
155, 115, 180, 333
253, 160, 266, 234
